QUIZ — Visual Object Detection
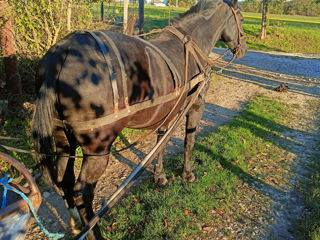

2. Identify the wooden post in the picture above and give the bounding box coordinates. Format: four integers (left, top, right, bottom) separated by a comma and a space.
123, 0, 129, 32
101, 2, 104, 21
67, 0, 72, 32
260, 0, 269, 40
168, 0, 171, 24
138, 0, 144, 34
0, 1, 21, 96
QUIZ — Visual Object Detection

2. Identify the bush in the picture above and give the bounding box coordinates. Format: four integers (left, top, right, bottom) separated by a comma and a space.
1, 0, 94, 95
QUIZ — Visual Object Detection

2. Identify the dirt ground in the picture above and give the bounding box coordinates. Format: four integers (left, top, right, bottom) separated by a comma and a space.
25, 51, 320, 239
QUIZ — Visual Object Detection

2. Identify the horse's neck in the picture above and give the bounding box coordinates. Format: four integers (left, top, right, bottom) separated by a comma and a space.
173, 4, 228, 55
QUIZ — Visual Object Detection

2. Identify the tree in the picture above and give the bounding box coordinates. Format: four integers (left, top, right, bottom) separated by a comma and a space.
0, 1, 21, 96
260, 0, 269, 40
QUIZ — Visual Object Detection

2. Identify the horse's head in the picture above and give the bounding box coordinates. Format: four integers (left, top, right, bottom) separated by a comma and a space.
220, 0, 247, 58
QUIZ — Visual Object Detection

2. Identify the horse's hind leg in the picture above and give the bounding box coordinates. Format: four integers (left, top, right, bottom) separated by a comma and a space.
182, 82, 210, 182
72, 125, 124, 239
53, 127, 82, 233
73, 153, 110, 240
154, 126, 169, 186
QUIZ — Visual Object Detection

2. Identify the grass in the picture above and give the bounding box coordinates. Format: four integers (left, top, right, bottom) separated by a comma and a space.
242, 12, 320, 22
296, 157, 320, 240
295, 101, 320, 240
0, 107, 36, 170
99, 95, 294, 239
242, 17, 320, 54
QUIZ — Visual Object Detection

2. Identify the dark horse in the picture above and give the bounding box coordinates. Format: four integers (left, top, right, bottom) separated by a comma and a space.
32, 0, 247, 238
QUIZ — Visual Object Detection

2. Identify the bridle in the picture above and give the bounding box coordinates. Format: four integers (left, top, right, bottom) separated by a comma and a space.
223, 0, 246, 59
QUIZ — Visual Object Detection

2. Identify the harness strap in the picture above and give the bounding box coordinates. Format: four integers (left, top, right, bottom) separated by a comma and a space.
54, 74, 205, 131
99, 31, 130, 110
134, 36, 182, 88
85, 31, 120, 113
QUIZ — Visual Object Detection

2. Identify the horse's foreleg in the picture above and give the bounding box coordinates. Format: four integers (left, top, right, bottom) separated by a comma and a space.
182, 83, 209, 182
154, 126, 169, 186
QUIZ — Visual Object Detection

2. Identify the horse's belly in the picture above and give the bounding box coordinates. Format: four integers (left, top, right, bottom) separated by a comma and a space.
126, 96, 186, 130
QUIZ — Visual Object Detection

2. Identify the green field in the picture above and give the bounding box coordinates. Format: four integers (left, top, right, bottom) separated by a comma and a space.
243, 12, 320, 22
241, 12, 320, 54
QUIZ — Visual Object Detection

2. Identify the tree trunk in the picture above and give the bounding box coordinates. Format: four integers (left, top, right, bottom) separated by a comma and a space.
260, 0, 269, 40
0, 1, 21, 96
175, 0, 178, 8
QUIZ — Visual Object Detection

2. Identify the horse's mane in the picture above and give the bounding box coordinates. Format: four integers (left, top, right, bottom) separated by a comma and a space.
171, 0, 222, 25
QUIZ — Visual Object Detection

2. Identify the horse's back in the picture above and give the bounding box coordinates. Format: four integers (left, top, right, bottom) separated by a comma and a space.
38, 30, 177, 132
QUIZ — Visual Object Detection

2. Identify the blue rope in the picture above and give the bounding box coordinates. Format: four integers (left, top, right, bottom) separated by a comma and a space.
0, 174, 10, 208
0, 174, 64, 239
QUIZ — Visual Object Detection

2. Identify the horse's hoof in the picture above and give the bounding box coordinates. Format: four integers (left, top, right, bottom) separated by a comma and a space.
154, 174, 168, 186
69, 207, 82, 233
182, 172, 195, 183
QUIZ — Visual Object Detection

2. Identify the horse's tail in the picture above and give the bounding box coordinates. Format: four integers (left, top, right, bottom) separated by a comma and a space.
32, 46, 67, 186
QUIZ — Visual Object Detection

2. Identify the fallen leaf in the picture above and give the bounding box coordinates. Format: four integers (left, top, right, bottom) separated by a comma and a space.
171, 204, 177, 208
128, 226, 135, 234
164, 217, 169, 228
214, 207, 224, 216
217, 164, 223, 169
133, 197, 141, 203
106, 226, 112, 232
203, 172, 208, 176
184, 209, 190, 215
111, 222, 119, 228
153, 187, 160, 192
202, 225, 213, 231
269, 177, 278, 184
261, 152, 268, 156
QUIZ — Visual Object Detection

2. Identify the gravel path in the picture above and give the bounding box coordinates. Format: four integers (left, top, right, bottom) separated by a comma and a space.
25, 50, 320, 239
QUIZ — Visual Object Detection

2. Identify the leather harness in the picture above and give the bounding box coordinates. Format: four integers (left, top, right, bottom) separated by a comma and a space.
54, 1, 244, 132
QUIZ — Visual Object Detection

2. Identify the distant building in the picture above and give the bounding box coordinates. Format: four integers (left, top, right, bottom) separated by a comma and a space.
146, 0, 167, 6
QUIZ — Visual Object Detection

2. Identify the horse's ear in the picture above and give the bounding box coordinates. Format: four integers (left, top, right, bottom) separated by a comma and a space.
230, 0, 238, 7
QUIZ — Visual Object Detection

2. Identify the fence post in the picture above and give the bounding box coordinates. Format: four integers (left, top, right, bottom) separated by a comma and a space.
67, 0, 72, 32
124, 0, 129, 32
138, 0, 144, 34
101, 2, 104, 21
0, 1, 21, 96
